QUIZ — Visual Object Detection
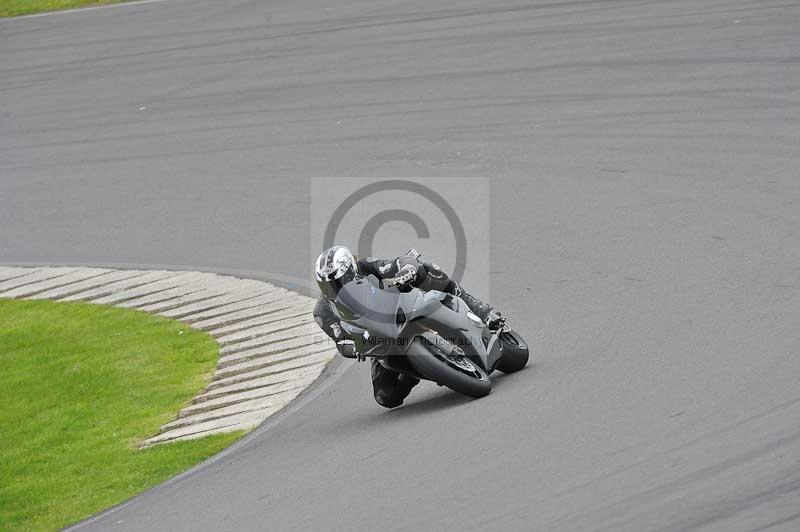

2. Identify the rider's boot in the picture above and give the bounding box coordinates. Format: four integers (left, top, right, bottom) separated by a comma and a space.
484, 309, 506, 331
459, 289, 503, 329
372, 360, 419, 408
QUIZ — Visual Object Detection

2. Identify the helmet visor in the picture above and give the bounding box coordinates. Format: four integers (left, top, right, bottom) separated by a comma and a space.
317, 268, 355, 300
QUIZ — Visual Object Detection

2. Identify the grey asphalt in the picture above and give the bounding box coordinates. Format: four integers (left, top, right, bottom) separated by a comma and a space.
2, 0, 800, 530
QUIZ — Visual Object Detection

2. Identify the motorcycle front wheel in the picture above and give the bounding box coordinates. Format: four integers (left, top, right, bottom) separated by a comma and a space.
406, 337, 491, 398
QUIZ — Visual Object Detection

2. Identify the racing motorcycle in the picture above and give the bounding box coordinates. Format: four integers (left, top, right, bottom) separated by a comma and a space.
334, 273, 529, 398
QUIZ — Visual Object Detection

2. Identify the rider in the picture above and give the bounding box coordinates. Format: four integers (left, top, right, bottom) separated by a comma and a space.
313, 245, 500, 408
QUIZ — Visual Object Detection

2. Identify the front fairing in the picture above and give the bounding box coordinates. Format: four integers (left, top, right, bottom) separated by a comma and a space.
335, 275, 496, 372
334, 275, 417, 340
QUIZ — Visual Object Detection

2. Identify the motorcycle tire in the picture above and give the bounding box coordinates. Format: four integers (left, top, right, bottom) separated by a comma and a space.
406, 336, 491, 398
494, 328, 530, 374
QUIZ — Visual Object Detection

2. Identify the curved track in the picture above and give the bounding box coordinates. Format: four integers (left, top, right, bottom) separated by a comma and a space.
2, 1, 799, 530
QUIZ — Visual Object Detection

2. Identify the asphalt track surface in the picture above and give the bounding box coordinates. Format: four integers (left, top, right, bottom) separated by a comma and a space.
2, 0, 800, 530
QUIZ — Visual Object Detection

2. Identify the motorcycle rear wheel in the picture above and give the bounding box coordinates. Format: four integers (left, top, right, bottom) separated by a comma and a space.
494, 328, 530, 374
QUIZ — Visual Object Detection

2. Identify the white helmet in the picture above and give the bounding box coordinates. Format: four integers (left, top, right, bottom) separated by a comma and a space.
315, 245, 357, 299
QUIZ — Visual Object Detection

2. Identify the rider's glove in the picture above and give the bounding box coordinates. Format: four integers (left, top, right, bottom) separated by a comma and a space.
336, 339, 357, 359
393, 264, 417, 287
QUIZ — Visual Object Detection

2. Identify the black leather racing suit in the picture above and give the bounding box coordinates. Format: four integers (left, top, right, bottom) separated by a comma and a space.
313, 254, 491, 408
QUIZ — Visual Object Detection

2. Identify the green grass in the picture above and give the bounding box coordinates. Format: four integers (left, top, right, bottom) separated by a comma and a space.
0, 0, 126, 17
0, 298, 244, 532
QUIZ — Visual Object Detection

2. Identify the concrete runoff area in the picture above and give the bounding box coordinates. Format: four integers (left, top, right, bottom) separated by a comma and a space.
2, 0, 799, 530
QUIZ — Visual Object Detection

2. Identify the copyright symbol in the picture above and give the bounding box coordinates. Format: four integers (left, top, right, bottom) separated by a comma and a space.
322, 180, 468, 282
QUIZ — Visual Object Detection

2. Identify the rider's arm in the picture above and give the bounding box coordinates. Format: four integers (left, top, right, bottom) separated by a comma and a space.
359, 256, 422, 281
313, 297, 357, 358
357, 257, 397, 279
313, 297, 341, 339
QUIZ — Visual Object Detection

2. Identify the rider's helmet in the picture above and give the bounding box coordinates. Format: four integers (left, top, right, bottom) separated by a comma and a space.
315, 245, 357, 300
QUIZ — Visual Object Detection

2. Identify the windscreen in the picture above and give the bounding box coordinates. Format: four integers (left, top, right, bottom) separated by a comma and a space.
335, 275, 410, 339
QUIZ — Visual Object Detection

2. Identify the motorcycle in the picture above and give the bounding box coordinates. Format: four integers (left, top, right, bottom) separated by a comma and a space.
334, 273, 529, 398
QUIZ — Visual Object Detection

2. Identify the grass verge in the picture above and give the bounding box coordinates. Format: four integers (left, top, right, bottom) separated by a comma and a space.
0, 298, 244, 532
0, 0, 126, 17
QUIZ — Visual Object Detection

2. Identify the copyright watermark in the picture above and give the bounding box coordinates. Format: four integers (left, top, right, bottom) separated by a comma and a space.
310, 178, 490, 298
